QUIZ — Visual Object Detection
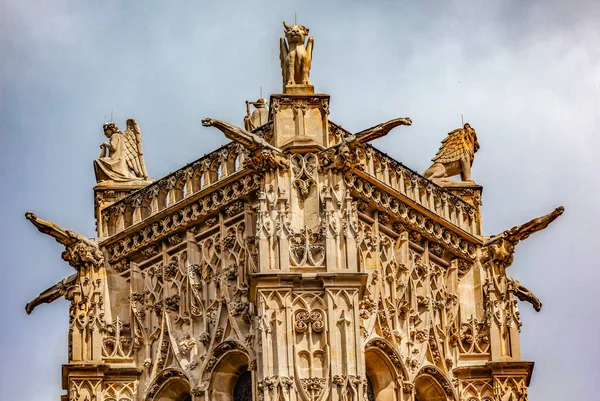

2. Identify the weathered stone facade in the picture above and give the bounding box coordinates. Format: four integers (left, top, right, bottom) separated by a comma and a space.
25, 21, 563, 401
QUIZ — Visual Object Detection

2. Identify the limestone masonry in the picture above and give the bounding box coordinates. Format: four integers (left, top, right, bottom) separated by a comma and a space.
25, 21, 563, 401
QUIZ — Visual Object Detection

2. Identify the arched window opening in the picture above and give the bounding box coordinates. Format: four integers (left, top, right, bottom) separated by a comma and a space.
210, 351, 250, 401
233, 371, 252, 401
154, 376, 191, 401
414, 375, 446, 401
365, 348, 399, 401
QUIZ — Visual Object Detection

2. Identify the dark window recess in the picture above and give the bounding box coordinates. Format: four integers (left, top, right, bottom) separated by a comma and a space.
233, 371, 253, 401
367, 376, 375, 401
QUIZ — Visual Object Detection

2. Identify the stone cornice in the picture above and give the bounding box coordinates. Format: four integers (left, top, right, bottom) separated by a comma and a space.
363, 144, 476, 215
102, 141, 242, 219
347, 173, 481, 260
101, 170, 260, 262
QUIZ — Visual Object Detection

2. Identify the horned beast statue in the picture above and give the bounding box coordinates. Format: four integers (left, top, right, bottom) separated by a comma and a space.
424, 123, 480, 182
24, 212, 104, 314
280, 21, 314, 89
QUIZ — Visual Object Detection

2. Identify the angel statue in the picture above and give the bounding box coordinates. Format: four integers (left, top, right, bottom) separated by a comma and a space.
93, 118, 150, 184
424, 123, 480, 182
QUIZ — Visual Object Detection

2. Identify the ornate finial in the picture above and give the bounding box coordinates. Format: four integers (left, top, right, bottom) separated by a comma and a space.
280, 21, 314, 94
94, 118, 151, 185
423, 123, 480, 182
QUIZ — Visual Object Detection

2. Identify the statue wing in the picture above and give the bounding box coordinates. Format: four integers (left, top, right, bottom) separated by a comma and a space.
431, 128, 470, 164
279, 36, 288, 77
123, 118, 149, 179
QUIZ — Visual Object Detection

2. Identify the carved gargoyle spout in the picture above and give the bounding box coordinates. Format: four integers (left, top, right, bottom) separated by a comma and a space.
25, 212, 104, 270
485, 206, 564, 250
509, 278, 542, 312
498, 206, 564, 244
424, 123, 479, 182
202, 118, 268, 151
202, 118, 289, 174
25, 274, 76, 314
319, 117, 412, 173
483, 206, 564, 313
346, 117, 413, 145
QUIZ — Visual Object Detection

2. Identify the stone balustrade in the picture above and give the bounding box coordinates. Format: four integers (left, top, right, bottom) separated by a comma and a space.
100, 142, 248, 237
357, 145, 479, 235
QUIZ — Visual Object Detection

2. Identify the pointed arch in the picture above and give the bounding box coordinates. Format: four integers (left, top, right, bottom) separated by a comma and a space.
146, 368, 191, 401
414, 365, 457, 401
364, 339, 408, 401
209, 346, 252, 401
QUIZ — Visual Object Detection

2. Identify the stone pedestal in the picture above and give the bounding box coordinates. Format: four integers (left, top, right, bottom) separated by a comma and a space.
94, 181, 152, 238
432, 179, 483, 235
270, 94, 330, 151
284, 84, 315, 95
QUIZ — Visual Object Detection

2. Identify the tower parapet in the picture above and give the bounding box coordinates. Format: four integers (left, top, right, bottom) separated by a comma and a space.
23, 20, 563, 401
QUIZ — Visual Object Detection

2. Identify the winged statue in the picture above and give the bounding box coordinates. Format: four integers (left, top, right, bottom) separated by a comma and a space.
94, 118, 150, 184
280, 21, 314, 88
424, 123, 480, 182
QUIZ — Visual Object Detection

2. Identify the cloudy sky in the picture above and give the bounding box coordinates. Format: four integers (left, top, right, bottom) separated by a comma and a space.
1, 0, 599, 400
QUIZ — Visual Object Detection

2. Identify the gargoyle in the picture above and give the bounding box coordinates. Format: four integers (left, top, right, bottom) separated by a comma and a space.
346, 117, 413, 145
483, 206, 563, 313
280, 21, 314, 87
508, 278, 542, 312
424, 123, 479, 182
500, 205, 565, 244
319, 141, 359, 173
202, 118, 289, 173
25, 212, 104, 270
243, 148, 290, 173
25, 274, 76, 314
202, 118, 270, 151
319, 117, 412, 173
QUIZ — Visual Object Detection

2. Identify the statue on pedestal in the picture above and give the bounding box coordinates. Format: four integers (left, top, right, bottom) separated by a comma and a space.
280, 21, 314, 92
424, 123, 480, 182
94, 119, 150, 184
244, 98, 268, 132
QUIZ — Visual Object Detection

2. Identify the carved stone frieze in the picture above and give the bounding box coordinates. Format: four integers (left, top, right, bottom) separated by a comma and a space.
347, 174, 478, 259
104, 173, 261, 262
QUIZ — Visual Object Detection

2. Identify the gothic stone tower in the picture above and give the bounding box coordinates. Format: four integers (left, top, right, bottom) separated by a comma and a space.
25, 21, 564, 401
